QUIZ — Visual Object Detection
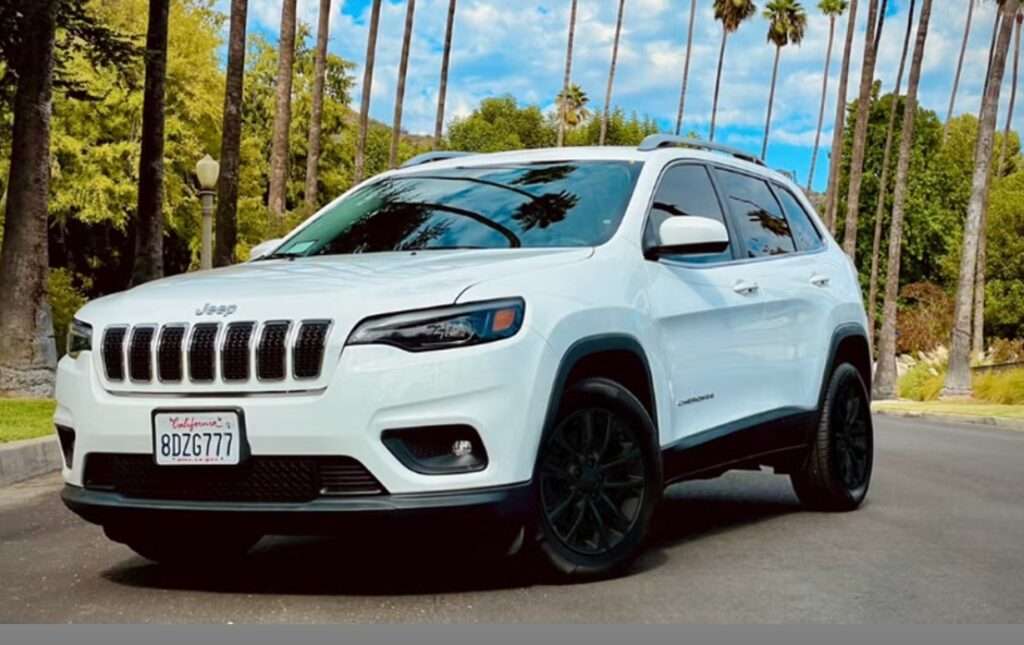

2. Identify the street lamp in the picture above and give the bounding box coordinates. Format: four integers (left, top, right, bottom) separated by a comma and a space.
195, 154, 220, 270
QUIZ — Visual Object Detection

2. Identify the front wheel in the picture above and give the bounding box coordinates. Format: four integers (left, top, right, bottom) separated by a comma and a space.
532, 377, 662, 579
791, 362, 874, 511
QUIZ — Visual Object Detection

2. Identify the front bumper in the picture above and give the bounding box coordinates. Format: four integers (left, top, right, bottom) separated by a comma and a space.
62, 481, 533, 536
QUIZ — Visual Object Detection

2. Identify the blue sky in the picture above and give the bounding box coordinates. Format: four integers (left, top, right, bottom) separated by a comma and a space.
225, 1, 1019, 192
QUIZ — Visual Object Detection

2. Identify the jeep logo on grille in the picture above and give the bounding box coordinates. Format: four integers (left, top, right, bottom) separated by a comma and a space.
195, 303, 238, 317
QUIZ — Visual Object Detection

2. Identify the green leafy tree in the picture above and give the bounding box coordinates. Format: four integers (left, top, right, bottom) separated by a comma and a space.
710, 0, 757, 141
761, 0, 807, 160
448, 96, 556, 152
555, 84, 591, 130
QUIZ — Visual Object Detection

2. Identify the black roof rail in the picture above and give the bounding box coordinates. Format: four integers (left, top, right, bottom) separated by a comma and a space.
637, 134, 766, 167
400, 151, 476, 168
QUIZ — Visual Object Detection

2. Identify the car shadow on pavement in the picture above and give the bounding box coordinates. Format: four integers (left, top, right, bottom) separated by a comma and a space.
101, 473, 801, 596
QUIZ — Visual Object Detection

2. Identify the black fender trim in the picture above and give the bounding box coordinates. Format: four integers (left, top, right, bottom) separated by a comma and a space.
540, 334, 659, 448
818, 323, 872, 408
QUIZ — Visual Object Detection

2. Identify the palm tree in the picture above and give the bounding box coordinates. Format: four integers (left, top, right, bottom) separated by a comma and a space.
761, 0, 808, 160
943, 0, 1020, 398
710, 0, 758, 142
304, 0, 331, 206
946, 1, 977, 137
389, 0, 417, 168
267, 0, 297, 216
556, 83, 591, 130
214, 0, 248, 266
823, 0, 860, 232
0, 0, 58, 396
557, 0, 579, 147
807, 0, 848, 192
840, 0, 882, 261
599, 0, 627, 146
434, 0, 457, 146
867, 0, 916, 345
133, 0, 170, 283
974, 7, 1021, 356
354, 0, 383, 183
675, 0, 698, 135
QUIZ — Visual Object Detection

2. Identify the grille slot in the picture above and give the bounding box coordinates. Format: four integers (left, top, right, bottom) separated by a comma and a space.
102, 327, 127, 381
257, 322, 290, 380
84, 454, 385, 502
221, 322, 255, 381
293, 321, 329, 379
189, 323, 220, 382
128, 326, 155, 382
157, 325, 185, 382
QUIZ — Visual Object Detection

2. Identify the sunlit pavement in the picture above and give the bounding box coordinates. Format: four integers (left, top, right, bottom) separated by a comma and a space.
2, 415, 1023, 623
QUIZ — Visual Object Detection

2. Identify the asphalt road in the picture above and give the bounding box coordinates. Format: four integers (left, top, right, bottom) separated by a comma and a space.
2, 415, 1023, 623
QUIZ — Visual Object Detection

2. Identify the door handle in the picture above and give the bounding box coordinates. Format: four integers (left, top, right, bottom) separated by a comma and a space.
732, 280, 759, 295
810, 274, 831, 288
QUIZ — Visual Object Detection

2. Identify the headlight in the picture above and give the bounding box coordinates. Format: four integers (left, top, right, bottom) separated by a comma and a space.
67, 318, 93, 358
347, 298, 525, 352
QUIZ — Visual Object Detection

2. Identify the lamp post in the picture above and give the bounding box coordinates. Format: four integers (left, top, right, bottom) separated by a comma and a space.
195, 154, 220, 270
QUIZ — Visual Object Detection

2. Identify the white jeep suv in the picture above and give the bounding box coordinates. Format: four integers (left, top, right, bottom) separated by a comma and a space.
58, 135, 873, 578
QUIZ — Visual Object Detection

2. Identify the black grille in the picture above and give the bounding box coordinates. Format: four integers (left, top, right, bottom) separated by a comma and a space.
221, 322, 254, 381
189, 323, 219, 381
84, 454, 385, 502
293, 321, 329, 379
102, 327, 127, 381
157, 326, 185, 382
128, 326, 155, 381
257, 322, 290, 380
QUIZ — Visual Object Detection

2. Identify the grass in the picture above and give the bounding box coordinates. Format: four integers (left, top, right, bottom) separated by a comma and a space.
0, 399, 57, 443
900, 363, 1024, 405
873, 400, 1024, 422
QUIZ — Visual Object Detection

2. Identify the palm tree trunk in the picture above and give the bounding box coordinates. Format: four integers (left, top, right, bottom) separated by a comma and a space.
942, 0, 1019, 399
867, 0, 916, 346
599, 0, 626, 146
978, 14, 1023, 357
841, 0, 882, 262
267, 0, 298, 215
434, 0, 457, 146
557, 0, 579, 147
807, 15, 837, 192
0, 0, 58, 397
761, 45, 782, 161
304, 0, 331, 206
824, 0, 860, 233
133, 0, 170, 283
675, 0, 697, 136
873, 0, 934, 400
945, 0, 976, 137
214, 0, 248, 266
354, 0, 384, 183
709, 28, 729, 142
389, 0, 417, 168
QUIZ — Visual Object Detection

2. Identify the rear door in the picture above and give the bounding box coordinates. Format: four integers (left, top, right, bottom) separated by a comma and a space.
642, 163, 771, 444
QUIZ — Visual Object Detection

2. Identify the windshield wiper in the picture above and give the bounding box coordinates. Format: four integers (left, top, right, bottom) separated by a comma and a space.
255, 250, 305, 261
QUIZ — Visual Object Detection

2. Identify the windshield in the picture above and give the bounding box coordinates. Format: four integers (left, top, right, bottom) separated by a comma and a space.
270, 160, 643, 257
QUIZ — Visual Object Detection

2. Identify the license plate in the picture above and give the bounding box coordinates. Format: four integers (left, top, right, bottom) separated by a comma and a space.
153, 410, 242, 466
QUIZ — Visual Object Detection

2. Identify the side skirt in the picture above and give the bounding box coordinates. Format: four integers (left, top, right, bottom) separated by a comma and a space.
661, 408, 817, 485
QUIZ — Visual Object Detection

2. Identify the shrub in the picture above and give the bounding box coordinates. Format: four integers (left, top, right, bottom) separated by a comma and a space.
974, 369, 1024, 405
896, 282, 954, 354
898, 359, 946, 401
48, 268, 89, 357
989, 338, 1024, 365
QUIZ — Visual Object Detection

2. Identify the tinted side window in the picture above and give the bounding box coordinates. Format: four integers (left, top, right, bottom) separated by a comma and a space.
775, 186, 824, 252
645, 165, 731, 263
713, 169, 796, 258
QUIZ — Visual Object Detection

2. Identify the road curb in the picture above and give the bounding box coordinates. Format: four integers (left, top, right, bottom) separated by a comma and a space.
0, 436, 62, 487
872, 408, 1024, 432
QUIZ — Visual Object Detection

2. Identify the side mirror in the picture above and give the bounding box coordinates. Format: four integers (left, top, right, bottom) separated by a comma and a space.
249, 238, 283, 261
646, 217, 729, 259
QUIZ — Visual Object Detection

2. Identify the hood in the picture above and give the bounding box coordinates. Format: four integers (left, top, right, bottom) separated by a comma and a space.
78, 247, 592, 326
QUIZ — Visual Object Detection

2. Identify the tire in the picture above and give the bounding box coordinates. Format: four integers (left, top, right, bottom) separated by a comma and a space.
791, 362, 874, 511
105, 524, 262, 566
531, 377, 662, 579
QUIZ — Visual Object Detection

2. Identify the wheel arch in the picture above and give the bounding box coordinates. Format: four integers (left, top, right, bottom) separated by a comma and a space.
541, 334, 659, 445
821, 324, 872, 405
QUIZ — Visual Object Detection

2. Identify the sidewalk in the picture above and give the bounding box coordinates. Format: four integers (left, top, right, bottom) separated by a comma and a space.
872, 400, 1024, 431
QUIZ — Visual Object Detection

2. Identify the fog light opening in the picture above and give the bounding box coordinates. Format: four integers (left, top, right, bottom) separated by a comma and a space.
452, 440, 473, 457
382, 425, 488, 475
